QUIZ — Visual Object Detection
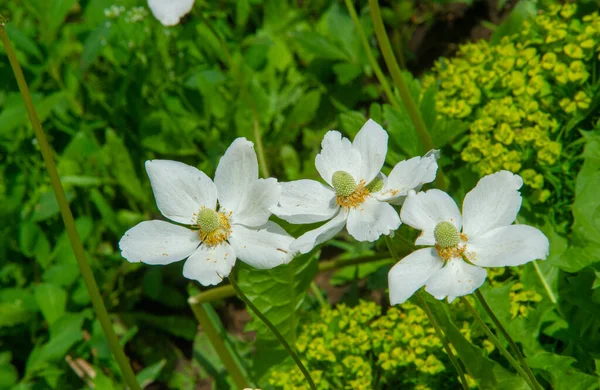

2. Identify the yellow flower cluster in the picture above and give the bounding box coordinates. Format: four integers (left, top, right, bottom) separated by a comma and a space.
268, 301, 456, 389
423, 4, 598, 203
509, 282, 543, 319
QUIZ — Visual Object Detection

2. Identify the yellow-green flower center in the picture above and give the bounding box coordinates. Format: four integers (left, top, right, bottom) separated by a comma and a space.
332, 171, 357, 197
434, 222, 460, 248
365, 176, 384, 193
197, 208, 220, 234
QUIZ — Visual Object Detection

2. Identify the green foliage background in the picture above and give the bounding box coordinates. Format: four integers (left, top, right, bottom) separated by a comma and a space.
2, 0, 600, 389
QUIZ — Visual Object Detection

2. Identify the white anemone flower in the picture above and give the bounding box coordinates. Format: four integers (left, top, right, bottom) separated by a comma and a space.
271, 119, 438, 254
148, 0, 194, 26
119, 138, 294, 286
388, 170, 550, 304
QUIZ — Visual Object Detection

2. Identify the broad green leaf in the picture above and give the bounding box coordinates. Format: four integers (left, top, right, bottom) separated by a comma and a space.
38, 312, 88, 362
30, 189, 76, 222
33, 284, 67, 326
0, 351, 18, 388
292, 31, 350, 61
18, 221, 51, 268
333, 63, 363, 85
285, 90, 322, 129
383, 103, 422, 157
104, 129, 145, 203
80, 24, 113, 72
237, 253, 319, 380
528, 353, 597, 389
339, 110, 366, 137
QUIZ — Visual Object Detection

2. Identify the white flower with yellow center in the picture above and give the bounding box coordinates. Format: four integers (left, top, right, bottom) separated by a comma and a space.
119, 138, 294, 286
271, 119, 438, 254
148, 0, 194, 26
388, 170, 550, 304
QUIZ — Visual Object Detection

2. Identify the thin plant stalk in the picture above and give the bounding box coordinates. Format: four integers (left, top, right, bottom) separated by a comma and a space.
474, 291, 543, 390
416, 292, 469, 390
460, 297, 535, 389
384, 238, 468, 390
228, 274, 317, 390
343, 0, 398, 108
532, 260, 557, 304
368, 0, 434, 152
0, 23, 141, 390
310, 282, 328, 308
188, 299, 250, 388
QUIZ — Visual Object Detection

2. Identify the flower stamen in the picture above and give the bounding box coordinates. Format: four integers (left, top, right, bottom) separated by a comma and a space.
332, 171, 357, 197
197, 208, 231, 247
336, 180, 370, 209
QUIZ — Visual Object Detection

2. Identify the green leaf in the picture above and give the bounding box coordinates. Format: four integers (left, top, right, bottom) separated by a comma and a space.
333, 63, 363, 85
128, 313, 197, 340
80, 24, 113, 72
30, 188, 76, 222
528, 353, 598, 389
0, 352, 18, 388
338, 110, 366, 137
383, 103, 422, 157
285, 90, 321, 129
292, 31, 350, 61
237, 253, 319, 380
104, 129, 145, 203
136, 359, 166, 388
18, 221, 51, 268
490, 1, 537, 45
33, 284, 67, 326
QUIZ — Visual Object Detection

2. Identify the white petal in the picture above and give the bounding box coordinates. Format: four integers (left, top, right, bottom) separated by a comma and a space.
290, 211, 347, 254
230, 178, 279, 227
148, 0, 194, 26
462, 170, 523, 237
468, 225, 549, 267
425, 258, 487, 302
346, 197, 401, 242
229, 222, 294, 269
400, 189, 462, 246
352, 119, 388, 184
271, 180, 338, 224
214, 138, 259, 215
377, 152, 438, 203
315, 131, 362, 186
388, 248, 444, 305
182, 243, 236, 286
146, 160, 217, 225
119, 220, 200, 265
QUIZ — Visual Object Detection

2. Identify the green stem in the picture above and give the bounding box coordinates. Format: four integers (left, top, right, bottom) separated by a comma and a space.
384, 238, 468, 390
368, 0, 434, 152
343, 0, 398, 109
416, 292, 469, 390
251, 115, 270, 178
460, 297, 534, 389
310, 282, 328, 308
189, 253, 392, 304
475, 291, 543, 390
532, 260, 557, 304
228, 274, 316, 390
0, 24, 141, 390
187, 299, 250, 388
